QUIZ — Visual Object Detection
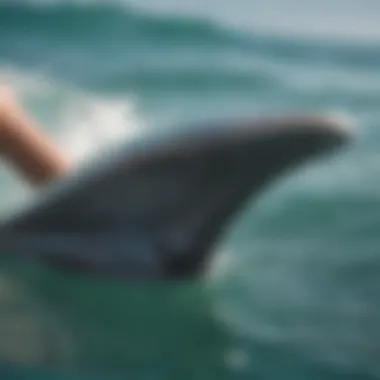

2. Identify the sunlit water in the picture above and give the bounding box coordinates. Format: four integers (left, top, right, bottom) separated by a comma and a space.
0, 1, 380, 379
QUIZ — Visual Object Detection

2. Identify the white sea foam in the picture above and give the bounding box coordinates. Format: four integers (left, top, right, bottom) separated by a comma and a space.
0, 67, 144, 216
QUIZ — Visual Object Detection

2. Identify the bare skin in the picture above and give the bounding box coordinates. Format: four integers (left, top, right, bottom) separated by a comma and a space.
0, 88, 70, 185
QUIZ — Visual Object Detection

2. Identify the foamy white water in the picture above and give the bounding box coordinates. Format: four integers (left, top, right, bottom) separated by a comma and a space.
0, 67, 144, 216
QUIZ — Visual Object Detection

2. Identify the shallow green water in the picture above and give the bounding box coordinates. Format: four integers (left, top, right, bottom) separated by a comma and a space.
0, 1, 380, 379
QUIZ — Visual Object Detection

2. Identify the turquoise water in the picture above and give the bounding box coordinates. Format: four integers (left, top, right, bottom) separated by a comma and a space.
1, 1, 380, 379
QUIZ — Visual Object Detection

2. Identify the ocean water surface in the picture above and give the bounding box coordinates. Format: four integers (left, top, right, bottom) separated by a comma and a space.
0, 1, 380, 379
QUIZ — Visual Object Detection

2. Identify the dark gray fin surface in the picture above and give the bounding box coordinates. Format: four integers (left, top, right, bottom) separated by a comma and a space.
0, 115, 352, 279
